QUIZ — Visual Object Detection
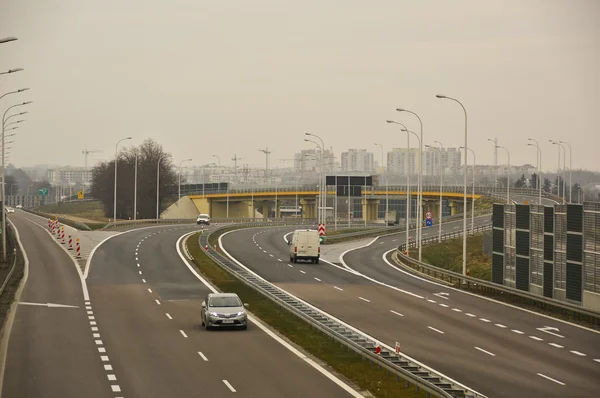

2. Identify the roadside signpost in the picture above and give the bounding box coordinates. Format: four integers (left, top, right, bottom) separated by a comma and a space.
425, 211, 433, 227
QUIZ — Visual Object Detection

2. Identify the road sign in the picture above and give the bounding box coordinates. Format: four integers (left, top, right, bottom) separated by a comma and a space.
38, 188, 48, 196
425, 219, 433, 227
77, 190, 84, 200
319, 236, 324, 244
318, 223, 325, 236
425, 211, 433, 220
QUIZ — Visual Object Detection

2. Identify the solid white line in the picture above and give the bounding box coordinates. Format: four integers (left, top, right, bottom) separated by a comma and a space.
223, 380, 236, 392
166, 313, 173, 320
390, 310, 403, 317
549, 343, 563, 348
314, 277, 321, 282
570, 350, 586, 357
101, 355, 109, 361
465, 313, 476, 317
358, 297, 370, 303
180, 330, 188, 338
479, 318, 491, 323
104, 364, 113, 370
529, 336, 543, 341
333, 286, 343, 291
155, 300, 161, 305
452, 308, 462, 312
142, 278, 146, 283
198, 352, 208, 361
177, 230, 365, 398
299, 270, 306, 274
495, 324, 507, 328
537, 373, 565, 385
111, 385, 121, 392
107, 374, 117, 381
475, 347, 496, 356
439, 303, 449, 308
428, 326, 444, 334
511, 329, 524, 334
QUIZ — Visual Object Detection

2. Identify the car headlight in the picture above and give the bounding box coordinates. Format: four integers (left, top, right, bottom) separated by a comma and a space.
236, 311, 246, 317
208, 312, 219, 317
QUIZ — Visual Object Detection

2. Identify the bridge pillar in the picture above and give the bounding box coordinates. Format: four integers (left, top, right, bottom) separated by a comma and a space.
361, 198, 380, 221
274, 200, 280, 219
449, 200, 464, 215
261, 201, 269, 220
300, 198, 316, 220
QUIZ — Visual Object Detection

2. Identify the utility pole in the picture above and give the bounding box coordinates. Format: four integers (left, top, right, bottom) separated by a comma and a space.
259, 146, 271, 183
82, 149, 101, 196
231, 154, 244, 183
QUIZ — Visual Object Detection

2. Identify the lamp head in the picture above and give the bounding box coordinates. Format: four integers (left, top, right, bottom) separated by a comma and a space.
435, 94, 446, 99
396, 108, 405, 112
385, 120, 394, 124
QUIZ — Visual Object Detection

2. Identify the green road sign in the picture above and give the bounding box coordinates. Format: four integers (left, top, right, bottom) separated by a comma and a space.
319, 236, 325, 244
38, 188, 48, 196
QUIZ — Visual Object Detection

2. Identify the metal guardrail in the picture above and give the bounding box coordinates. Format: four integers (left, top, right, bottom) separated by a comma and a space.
197, 224, 477, 398
20, 208, 92, 231
395, 229, 600, 324
0, 221, 19, 298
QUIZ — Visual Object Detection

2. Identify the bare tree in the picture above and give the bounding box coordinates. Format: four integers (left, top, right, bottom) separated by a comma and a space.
91, 139, 178, 219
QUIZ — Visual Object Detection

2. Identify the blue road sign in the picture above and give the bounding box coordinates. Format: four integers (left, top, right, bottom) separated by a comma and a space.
425, 219, 433, 227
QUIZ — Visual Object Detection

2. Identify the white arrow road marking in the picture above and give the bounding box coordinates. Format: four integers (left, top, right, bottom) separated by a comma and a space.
537, 326, 565, 338
19, 302, 79, 308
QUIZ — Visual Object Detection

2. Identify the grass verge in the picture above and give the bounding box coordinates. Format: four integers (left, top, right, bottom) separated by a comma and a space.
37, 201, 109, 224
187, 230, 428, 398
409, 233, 491, 281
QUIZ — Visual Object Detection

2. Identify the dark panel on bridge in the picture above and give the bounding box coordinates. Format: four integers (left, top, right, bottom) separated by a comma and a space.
326, 175, 373, 187
565, 204, 583, 302
515, 256, 530, 291
336, 186, 363, 197
492, 254, 504, 284
543, 262, 554, 298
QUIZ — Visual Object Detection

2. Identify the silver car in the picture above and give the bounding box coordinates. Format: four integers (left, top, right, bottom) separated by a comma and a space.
201, 293, 248, 330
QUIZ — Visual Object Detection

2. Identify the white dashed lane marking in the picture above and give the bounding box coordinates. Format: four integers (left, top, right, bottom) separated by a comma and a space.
166, 313, 173, 320
333, 286, 343, 291
390, 310, 403, 317
155, 300, 161, 305
465, 313, 476, 317
180, 330, 188, 338
439, 304, 449, 308
314, 277, 321, 282
475, 347, 496, 357
299, 270, 306, 274
549, 343, 563, 348
198, 352, 208, 361
529, 336, 544, 341
479, 318, 491, 323
495, 324, 507, 328
570, 350, 586, 357
223, 380, 236, 392
428, 326, 444, 334
537, 373, 565, 386
511, 329, 524, 334
358, 297, 370, 303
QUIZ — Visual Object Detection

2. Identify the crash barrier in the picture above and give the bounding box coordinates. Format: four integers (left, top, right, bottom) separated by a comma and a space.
395, 227, 600, 326
195, 223, 481, 398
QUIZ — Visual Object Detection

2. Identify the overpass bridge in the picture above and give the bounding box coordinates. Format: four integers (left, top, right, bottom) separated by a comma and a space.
166, 185, 558, 221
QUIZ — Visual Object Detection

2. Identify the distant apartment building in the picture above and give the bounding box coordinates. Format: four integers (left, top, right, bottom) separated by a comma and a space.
387, 148, 419, 175
341, 149, 374, 172
47, 167, 92, 186
423, 147, 462, 176
293, 149, 335, 173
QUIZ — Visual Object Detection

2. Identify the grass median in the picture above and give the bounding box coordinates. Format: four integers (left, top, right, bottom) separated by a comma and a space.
187, 230, 429, 398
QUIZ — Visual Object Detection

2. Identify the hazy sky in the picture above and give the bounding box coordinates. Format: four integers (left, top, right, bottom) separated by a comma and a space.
1, 0, 598, 171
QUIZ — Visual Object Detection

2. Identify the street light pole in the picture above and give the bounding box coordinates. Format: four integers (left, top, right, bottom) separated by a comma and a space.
527, 139, 542, 204
178, 158, 192, 218
426, 144, 443, 242
496, 146, 511, 204
306, 133, 326, 227
460, 146, 476, 233
156, 155, 167, 221
113, 137, 132, 223
395, 109, 424, 262
2, 101, 32, 261
305, 139, 323, 224
550, 140, 566, 203
134, 152, 138, 220
436, 95, 468, 276
375, 143, 388, 224
559, 141, 572, 203
386, 120, 411, 254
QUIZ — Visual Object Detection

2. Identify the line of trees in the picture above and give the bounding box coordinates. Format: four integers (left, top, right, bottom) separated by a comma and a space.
91, 139, 179, 220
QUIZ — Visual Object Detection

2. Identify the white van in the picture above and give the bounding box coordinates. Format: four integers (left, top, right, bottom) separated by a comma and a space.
288, 229, 320, 264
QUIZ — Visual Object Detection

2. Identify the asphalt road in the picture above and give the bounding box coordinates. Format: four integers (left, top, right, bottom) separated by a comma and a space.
2, 212, 109, 398
221, 220, 600, 398
86, 224, 359, 397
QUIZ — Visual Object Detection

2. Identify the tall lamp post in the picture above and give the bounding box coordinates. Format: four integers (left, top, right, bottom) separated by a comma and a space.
460, 146, 476, 233
496, 146, 511, 204
0, 37, 18, 44
550, 140, 566, 203
527, 139, 542, 204
156, 155, 167, 221
178, 158, 193, 218
425, 144, 443, 242
113, 137, 132, 223
2, 100, 32, 261
396, 108, 424, 262
305, 139, 323, 224
134, 151, 138, 220
437, 94, 468, 276
386, 120, 412, 255
306, 133, 326, 226
375, 143, 388, 224
559, 141, 572, 203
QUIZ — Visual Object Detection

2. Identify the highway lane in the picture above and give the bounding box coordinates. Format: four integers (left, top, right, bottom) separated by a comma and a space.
87, 224, 359, 398
222, 226, 600, 398
2, 212, 109, 397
